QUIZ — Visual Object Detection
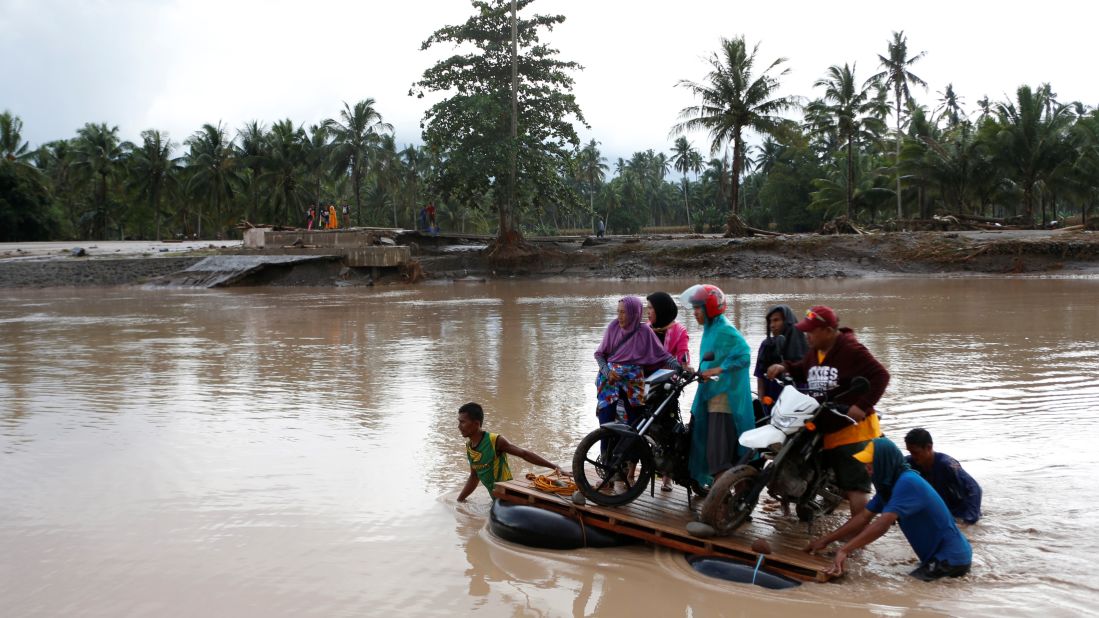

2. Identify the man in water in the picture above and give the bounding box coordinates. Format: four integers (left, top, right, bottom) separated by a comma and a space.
805, 438, 972, 580
766, 305, 889, 517
456, 402, 567, 501
904, 428, 982, 524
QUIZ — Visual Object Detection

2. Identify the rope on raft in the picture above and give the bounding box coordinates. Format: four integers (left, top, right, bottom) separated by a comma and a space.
526, 471, 578, 496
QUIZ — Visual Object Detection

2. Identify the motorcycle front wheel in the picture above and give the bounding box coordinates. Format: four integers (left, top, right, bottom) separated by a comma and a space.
572, 427, 655, 506
698, 465, 760, 535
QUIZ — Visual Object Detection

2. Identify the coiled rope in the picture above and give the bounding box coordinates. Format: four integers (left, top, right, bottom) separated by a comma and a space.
526, 471, 578, 496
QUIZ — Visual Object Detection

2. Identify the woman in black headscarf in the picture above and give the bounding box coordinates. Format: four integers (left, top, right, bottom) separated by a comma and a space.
645, 292, 690, 365
753, 305, 808, 413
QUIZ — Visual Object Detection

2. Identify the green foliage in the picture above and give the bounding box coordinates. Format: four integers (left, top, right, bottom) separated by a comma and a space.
0, 161, 63, 241
412, 0, 586, 241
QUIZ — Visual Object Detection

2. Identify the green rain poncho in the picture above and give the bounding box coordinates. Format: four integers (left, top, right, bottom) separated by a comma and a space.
688, 314, 755, 487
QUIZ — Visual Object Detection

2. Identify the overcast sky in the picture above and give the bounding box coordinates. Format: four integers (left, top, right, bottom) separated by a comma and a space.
3, 0, 1098, 165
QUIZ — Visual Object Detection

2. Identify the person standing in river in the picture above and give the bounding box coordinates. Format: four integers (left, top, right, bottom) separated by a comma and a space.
805, 438, 973, 580
766, 305, 889, 517
904, 428, 983, 524
456, 402, 567, 501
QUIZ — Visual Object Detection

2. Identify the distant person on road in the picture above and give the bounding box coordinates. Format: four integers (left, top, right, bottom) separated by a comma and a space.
753, 305, 808, 417
328, 204, 339, 229
341, 203, 350, 228
306, 205, 315, 230
426, 203, 437, 234
320, 206, 329, 229
457, 402, 567, 501
805, 438, 973, 581
904, 428, 982, 524
597, 218, 605, 238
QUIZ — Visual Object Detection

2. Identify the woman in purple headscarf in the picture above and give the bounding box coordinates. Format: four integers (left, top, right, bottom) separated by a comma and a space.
594, 296, 680, 425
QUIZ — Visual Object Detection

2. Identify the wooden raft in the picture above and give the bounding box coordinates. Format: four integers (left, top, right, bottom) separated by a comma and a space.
493, 475, 835, 582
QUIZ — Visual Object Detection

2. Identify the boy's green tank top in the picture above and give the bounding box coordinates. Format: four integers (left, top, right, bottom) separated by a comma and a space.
467, 432, 513, 494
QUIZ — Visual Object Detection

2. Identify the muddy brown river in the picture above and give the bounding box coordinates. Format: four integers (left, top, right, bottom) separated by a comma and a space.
2, 277, 1097, 617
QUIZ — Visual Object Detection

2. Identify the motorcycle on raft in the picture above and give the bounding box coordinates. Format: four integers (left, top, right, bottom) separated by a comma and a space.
572, 352, 716, 507
695, 370, 871, 536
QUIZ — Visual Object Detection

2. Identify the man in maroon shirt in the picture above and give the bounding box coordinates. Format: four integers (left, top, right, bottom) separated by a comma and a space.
766, 305, 889, 516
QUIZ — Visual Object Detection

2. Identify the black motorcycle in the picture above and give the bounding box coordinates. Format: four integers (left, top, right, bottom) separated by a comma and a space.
697, 375, 870, 535
572, 352, 714, 507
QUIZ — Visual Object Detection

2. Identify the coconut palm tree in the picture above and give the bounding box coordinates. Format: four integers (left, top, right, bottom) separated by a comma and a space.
669, 136, 702, 228
185, 122, 238, 238
810, 63, 886, 218
73, 123, 130, 239
235, 121, 268, 223
326, 99, 393, 227
673, 36, 797, 235
1, 111, 31, 162
868, 31, 927, 220
128, 130, 181, 240
577, 139, 607, 226
990, 85, 1076, 223
936, 84, 965, 129
261, 119, 308, 226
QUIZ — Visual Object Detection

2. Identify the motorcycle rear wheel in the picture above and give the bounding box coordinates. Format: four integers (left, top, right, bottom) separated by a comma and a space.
572, 427, 655, 506
698, 465, 760, 535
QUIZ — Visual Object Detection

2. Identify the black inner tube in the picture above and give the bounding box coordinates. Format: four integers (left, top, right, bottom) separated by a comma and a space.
687, 555, 802, 589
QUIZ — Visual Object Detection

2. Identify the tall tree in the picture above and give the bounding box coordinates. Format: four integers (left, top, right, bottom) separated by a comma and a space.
576, 139, 607, 227
128, 130, 180, 240
236, 121, 268, 223
73, 123, 129, 239
261, 119, 308, 225
809, 63, 885, 218
412, 0, 586, 252
669, 136, 701, 228
1, 111, 31, 162
868, 30, 927, 220
326, 99, 392, 226
673, 36, 796, 235
990, 85, 1076, 223
185, 122, 237, 238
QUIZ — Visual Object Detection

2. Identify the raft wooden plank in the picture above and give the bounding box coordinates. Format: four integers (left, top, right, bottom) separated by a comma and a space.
493, 477, 834, 583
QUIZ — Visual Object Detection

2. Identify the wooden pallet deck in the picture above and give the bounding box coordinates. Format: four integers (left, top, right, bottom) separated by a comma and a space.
493, 476, 835, 582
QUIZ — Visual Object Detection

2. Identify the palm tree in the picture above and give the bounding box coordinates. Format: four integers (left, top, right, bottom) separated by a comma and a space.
400, 143, 429, 228
577, 139, 607, 227
991, 85, 1076, 224
810, 63, 885, 218
236, 121, 268, 223
673, 36, 797, 235
326, 99, 393, 226
73, 123, 129, 239
936, 84, 965, 129
1, 111, 31, 162
262, 119, 308, 225
868, 31, 927, 220
669, 136, 702, 228
185, 122, 238, 238
128, 130, 181, 240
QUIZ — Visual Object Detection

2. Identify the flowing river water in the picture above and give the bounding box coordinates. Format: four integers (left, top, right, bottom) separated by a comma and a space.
2, 277, 1097, 617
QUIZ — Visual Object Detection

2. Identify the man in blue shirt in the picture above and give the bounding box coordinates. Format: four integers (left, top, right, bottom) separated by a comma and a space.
904, 428, 982, 524
805, 438, 973, 581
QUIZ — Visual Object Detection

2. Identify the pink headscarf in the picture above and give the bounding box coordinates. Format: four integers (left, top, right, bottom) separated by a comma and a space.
594, 296, 671, 366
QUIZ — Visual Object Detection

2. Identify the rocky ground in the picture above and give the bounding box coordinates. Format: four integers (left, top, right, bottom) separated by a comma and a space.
2, 230, 1098, 288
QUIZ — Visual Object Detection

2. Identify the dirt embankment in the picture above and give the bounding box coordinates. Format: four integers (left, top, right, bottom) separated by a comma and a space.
418, 230, 1099, 280
2, 230, 1098, 288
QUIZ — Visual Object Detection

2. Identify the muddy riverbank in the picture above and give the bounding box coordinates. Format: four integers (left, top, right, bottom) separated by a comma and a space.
1, 230, 1097, 287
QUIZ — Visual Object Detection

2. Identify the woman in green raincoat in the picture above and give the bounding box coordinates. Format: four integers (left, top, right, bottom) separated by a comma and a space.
681, 284, 755, 488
